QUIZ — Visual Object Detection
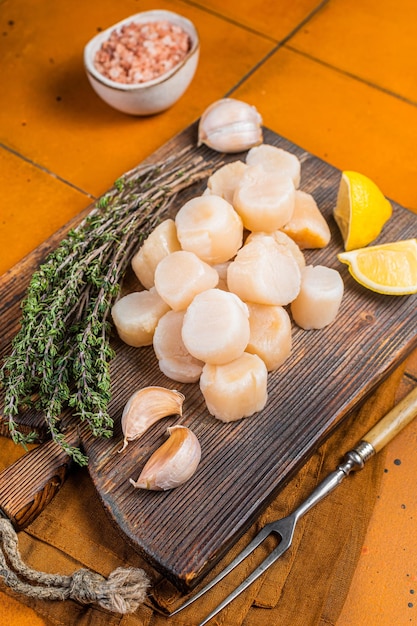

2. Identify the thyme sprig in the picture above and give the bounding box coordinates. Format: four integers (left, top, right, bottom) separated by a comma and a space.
1, 147, 213, 465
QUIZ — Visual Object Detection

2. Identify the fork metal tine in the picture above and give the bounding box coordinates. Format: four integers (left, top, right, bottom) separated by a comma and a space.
197, 537, 294, 626
166, 389, 417, 625
169, 521, 277, 616
170, 468, 347, 622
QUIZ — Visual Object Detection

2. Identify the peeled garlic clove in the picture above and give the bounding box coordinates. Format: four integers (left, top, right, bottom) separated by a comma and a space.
120, 386, 185, 452
198, 98, 263, 153
129, 425, 201, 491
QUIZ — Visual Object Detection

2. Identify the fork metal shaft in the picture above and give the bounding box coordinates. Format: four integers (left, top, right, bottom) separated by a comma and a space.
170, 439, 376, 625
178, 387, 417, 625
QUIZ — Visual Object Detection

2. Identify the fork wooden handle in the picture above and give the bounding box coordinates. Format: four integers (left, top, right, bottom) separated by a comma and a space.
362, 385, 417, 453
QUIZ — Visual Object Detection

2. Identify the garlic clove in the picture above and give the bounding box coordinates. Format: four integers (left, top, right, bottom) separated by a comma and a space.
198, 98, 263, 154
119, 386, 185, 452
129, 425, 201, 491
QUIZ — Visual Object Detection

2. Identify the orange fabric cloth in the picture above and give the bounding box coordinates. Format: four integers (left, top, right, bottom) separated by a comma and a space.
0, 363, 405, 626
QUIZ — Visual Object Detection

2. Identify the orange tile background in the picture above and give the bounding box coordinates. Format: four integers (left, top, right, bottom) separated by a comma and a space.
1, 0, 417, 623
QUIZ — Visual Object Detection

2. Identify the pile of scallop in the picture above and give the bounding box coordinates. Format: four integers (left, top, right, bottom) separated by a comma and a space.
111, 143, 344, 423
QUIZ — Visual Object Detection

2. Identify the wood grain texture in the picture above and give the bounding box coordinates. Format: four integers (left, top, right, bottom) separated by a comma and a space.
0, 429, 78, 529
0, 124, 416, 590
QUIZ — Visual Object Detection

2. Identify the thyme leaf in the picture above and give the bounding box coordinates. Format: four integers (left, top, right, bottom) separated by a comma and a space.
1, 147, 213, 465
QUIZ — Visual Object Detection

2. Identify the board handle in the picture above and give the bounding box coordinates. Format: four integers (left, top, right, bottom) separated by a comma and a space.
362, 385, 417, 453
0, 430, 79, 530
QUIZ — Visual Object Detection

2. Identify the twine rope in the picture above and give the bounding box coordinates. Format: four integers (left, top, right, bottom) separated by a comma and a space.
0, 518, 150, 613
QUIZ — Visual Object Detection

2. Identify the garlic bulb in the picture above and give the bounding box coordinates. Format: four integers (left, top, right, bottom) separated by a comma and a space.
198, 98, 263, 153
119, 386, 185, 452
129, 425, 201, 491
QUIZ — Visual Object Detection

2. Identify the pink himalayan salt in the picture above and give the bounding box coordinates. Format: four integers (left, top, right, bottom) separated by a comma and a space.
94, 20, 191, 84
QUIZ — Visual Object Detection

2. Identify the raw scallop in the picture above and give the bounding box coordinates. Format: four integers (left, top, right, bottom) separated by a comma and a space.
290, 265, 344, 329
200, 352, 268, 422
233, 165, 295, 232
111, 288, 170, 347
175, 194, 243, 264
206, 160, 247, 204
153, 310, 204, 383
245, 230, 305, 270
282, 190, 331, 249
131, 219, 181, 289
246, 303, 292, 371
227, 236, 301, 306
246, 144, 301, 188
154, 250, 219, 311
181, 288, 250, 365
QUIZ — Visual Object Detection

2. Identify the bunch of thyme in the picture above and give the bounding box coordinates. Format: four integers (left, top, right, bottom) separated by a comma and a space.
0, 147, 213, 465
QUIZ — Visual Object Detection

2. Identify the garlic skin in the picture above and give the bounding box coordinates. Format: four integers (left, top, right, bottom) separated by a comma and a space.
119, 386, 185, 452
198, 98, 263, 153
129, 425, 201, 491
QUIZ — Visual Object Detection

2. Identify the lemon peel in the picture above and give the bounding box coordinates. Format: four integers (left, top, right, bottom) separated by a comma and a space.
337, 239, 417, 295
334, 171, 392, 251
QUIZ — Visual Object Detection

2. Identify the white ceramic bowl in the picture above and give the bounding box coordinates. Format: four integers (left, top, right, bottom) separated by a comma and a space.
84, 10, 199, 115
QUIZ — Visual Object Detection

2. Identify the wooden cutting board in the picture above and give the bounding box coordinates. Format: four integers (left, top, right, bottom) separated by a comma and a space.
1, 124, 416, 592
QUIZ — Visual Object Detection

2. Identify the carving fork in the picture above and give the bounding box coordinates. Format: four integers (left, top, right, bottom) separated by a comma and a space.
169, 385, 417, 626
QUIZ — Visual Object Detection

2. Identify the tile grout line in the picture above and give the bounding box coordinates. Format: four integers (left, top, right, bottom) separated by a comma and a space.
0, 141, 97, 201
0, 0, 329, 200
285, 44, 417, 109
223, 0, 331, 97
182, 0, 277, 42
217, 0, 417, 111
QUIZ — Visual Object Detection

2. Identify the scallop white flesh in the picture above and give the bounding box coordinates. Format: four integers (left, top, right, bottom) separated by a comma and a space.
153, 310, 204, 383
154, 250, 219, 311
111, 288, 170, 347
246, 144, 301, 188
233, 165, 295, 232
212, 261, 231, 291
245, 230, 305, 270
290, 265, 344, 330
246, 303, 292, 371
207, 160, 248, 204
200, 352, 268, 422
282, 190, 331, 249
131, 219, 181, 289
227, 236, 301, 306
175, 195, 244, 264
181, 288, 250, 365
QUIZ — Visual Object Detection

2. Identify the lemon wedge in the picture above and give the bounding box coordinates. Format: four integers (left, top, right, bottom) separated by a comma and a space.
337, 239, 417, 295
334, 171, 392, 251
